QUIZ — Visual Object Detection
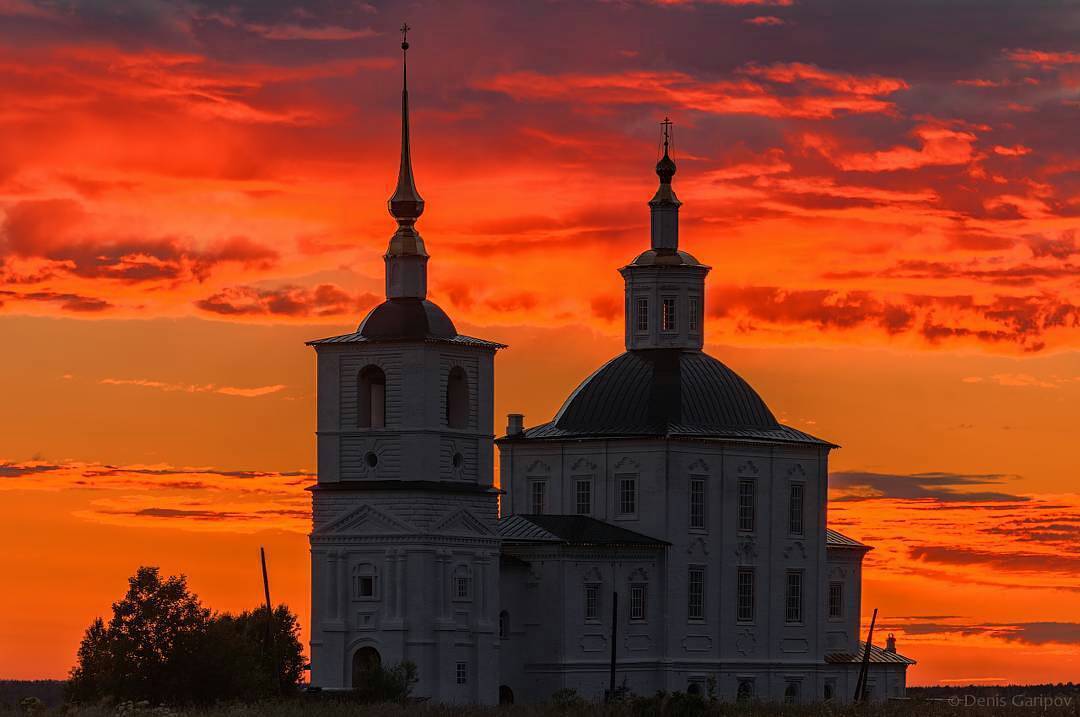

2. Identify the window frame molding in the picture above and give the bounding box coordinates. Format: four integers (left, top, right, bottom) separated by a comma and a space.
615, 473, 638, 520
688, 475, 707, 532
687, 564, 706, 622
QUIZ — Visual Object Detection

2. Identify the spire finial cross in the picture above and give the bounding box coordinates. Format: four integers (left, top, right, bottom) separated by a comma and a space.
660, 116, 673, 156
400, 22, 410, 50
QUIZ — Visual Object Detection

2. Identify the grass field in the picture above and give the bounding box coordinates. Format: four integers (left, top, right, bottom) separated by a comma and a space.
3, 683, 1078, 716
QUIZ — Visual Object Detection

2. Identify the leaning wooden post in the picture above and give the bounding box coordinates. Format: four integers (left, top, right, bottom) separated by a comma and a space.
607, 590, 619, 702
854, 607, 877, 703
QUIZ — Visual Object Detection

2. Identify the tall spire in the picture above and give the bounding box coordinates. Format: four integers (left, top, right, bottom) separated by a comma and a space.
649, 116, 681, 252
384, 22, 429, 300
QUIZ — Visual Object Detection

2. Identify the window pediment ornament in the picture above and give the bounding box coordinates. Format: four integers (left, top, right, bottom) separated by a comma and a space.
783, 541, 807, 560
734, 537, 758, 565
687, 536, 709, 556
613, 456, 641, 472
628, 567, 649, 583
525, 458, 551, 474
737, 460, 759, 475
570, 457, 598, 472
736, 628, 757, 657
583, 566, 603, 584
687, 458, 710, 474
787, 464, 807, 477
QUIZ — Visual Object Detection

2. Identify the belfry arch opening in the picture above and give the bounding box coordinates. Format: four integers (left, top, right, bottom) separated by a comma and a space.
358, 365, 386, 428
446, 366, 468, 428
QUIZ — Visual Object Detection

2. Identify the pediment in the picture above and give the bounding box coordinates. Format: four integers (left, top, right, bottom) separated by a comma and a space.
429, 507, 496, 537
314, 504, 414, 536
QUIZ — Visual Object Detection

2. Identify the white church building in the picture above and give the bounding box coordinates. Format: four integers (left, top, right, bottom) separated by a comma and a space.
306, 33, 914, 705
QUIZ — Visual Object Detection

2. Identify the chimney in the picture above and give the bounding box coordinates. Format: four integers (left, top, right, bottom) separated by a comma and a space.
885, 633, 896, 653
506, 413, 524, 436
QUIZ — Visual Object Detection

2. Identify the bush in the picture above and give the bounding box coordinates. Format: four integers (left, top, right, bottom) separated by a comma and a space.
349, 660, 418, 704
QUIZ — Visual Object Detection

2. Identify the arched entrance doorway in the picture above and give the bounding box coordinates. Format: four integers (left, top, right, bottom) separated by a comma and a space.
351, 646, 381, 690
499, 685, 515, 704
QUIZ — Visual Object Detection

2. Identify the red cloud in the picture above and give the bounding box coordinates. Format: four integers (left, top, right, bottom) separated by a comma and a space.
0, 199, 279, 283
1005, 48, 1080, 67
479, 66, 903, 119
832, 125, 978, 171
709, 285, 1079, 351
195, 283, 379, 317
744, 15, 785, 25
740, 62, 908, 95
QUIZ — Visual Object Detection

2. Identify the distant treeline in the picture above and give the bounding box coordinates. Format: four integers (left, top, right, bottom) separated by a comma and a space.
0, 680, 65, 709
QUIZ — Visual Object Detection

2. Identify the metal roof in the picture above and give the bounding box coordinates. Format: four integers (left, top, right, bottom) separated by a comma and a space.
307, 297, 506, 349
497, 349, 834, 447
308, 331, 504, 350
826, 528, 872, 550
499, 514, 669, 547
825, 643, 916, 665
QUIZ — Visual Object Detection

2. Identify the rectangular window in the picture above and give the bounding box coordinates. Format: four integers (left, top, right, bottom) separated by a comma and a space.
636, 298, 649, 332
584, 584, 600, 621
455, 661, 467, 685
356, 575, 375, 598
662, 298, 677, 332
829, 581, 843, 619
738, 480, 755, 532
737, 568, 755, 622
455, 575, 471, 600
688, 297, 699, 332
618, 476, 637, 516
689, 478, 706, 529
529, 479, 546, 514
786, 571, 803, 623
575, 479, 592, 515
789, 483, 804, 535
629, 583, 647, 621
687, 567, 705, 620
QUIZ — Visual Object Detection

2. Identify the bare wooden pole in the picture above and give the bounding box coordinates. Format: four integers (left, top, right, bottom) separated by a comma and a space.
607, 590, 619, 703
260, 546, 273, 616
260, 546, 281, 694
854, 607, 877, 703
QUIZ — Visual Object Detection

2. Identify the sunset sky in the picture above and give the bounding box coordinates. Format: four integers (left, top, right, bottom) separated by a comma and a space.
1, 0, 1078, 686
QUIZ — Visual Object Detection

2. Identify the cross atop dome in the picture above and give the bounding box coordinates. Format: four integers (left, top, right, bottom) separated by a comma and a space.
385, 22, 429, 299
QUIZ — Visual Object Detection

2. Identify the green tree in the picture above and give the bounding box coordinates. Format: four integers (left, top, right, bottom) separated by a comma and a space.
68, 566, 305, 705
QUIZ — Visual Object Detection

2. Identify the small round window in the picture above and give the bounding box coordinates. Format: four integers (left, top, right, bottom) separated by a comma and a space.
452, 452, 464, 469
365, 452, 378, 468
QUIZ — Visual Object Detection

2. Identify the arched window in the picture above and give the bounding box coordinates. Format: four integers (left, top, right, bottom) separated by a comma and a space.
499, 610, 509, 639
737, 680, 754, 702
352, 563, 377, 600
358, 365, 386, 428
784, 681, 799, 703
446, 366, 468, 428
451, 564, 472, 601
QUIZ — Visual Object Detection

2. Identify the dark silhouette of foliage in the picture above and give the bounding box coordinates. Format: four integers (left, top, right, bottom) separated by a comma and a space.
67, 566, 304, 705
348, 660, 418, 704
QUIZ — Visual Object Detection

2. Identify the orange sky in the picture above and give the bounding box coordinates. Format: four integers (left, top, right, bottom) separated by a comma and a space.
1, 0, 1078, 686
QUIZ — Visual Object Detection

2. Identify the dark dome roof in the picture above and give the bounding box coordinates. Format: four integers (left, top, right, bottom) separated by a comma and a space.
358, 298, 457, 340
629, 248, 705, 267
552, 349, 779, 435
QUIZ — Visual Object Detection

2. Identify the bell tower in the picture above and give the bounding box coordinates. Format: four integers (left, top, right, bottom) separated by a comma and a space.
306, 25, 503, 705
620, 118, 711, 352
